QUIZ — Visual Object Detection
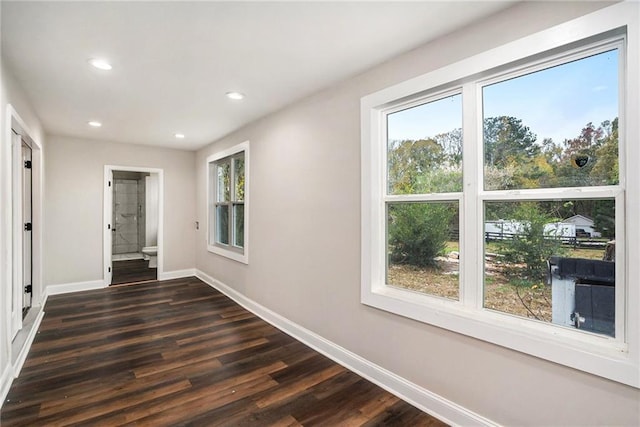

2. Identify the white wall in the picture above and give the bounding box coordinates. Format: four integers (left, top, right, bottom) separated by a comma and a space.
0, 60, 45, 398
196, 2, 639, 425
145, 174, 159, 247
44, 136, 196, 286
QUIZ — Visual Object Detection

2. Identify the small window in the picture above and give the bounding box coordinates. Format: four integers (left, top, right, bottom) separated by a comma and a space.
207, 142, 249, 263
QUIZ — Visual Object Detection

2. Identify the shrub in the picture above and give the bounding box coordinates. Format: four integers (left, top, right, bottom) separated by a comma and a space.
388, 203, 454, 267
498, 203, 565, 282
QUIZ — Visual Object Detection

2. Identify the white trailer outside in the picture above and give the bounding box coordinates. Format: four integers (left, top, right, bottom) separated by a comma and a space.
544, 222, 576, 241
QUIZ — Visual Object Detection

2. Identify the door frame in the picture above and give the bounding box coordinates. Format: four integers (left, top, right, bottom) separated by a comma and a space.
3, 105, 43, 341
103, 165, 164, 285
21, 139, 33, 313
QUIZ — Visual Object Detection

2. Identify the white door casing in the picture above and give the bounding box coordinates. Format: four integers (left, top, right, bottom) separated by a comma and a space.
10, 132, 23, 339
105, 169, 113, 285
22, 141, 32, 311
104, 165, 164, 285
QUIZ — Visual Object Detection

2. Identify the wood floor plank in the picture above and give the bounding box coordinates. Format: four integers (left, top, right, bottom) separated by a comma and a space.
1, 277, 447, 426
111, 259, 157, 285
255, 364, 346, 409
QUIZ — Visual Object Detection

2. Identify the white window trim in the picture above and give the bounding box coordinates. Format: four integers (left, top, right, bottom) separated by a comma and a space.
361, 3, 639, 388
206, 141, 249, 264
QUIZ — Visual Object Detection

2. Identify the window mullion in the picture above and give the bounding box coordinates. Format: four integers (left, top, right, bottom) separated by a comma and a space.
461, 82, 482, 308
480, 186, 622, 201
385, 193, 462, 203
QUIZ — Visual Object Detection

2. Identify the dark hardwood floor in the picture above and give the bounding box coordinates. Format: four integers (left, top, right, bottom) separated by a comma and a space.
111, 258, 157, 285
1, 277, 446, 426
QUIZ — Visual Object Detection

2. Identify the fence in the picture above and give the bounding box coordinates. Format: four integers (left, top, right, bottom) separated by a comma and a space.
483, 231, 608, 249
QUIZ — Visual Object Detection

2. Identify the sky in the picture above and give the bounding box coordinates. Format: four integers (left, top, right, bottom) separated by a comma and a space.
387, 49, 619, 145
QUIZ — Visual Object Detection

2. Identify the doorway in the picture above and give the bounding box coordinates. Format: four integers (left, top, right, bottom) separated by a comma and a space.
104, 166, 163, 286
10, 131, 33, 332
111, 171, 156, 284
5, 105, 44, 371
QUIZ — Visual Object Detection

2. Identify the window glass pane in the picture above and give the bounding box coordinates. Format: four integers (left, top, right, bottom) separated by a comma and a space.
387, 94, 462, 194
216, 205, 229, 245
387, 202, 459, 300
483, 50, 619, 190
233, 204, 244, 248
483, 199, 616, 337
234, 155, 245, 202
217, 162, 230, 202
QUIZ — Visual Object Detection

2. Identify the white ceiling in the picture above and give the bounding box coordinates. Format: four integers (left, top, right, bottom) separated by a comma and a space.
2, 1, 515, 150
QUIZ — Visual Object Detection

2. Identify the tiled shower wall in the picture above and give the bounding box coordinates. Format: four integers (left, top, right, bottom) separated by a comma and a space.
112, 172, 148, 254
113, 179, 139, 254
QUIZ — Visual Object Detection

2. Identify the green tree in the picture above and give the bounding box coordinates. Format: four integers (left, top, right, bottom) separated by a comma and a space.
387, 138, 447, 194
434, 128, 463, 167
484, 116, 539, 168
592, 200, 616, 239
554, 122, 604, 187
541, 137, 563, 164
484, 116, 543, 190
590, 118, 619, 185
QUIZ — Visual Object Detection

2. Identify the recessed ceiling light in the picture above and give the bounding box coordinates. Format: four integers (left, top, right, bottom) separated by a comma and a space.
226, 91, 245, 100
88, 121, 102, 127
174, 133, 185, 139
88, 58, 112, 71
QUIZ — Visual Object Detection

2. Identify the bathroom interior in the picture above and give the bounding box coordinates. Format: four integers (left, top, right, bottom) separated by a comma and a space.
111, 171, 159, 285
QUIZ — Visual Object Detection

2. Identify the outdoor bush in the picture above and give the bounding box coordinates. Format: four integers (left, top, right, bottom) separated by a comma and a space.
388, 203, 454, 267
498, 203, 565, 283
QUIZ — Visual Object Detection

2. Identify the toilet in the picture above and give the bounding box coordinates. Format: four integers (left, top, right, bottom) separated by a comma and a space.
141, 246, 158, 268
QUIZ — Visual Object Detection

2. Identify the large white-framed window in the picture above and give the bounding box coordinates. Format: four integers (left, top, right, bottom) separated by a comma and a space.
361, 3, 639, 387
207, 141, 249, 264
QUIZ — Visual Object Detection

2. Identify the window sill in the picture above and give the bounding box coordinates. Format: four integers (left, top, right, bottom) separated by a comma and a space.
207, 244, 248, 264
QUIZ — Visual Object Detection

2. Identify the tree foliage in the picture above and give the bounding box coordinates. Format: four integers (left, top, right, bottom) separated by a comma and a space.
498, 203, 566, 282
593, 200, 616, 240
589, 118, 619, 185
386, 114, 619, 268
387, 131, 462, 195
388, 203, 454, 267
484, 116, 539, 168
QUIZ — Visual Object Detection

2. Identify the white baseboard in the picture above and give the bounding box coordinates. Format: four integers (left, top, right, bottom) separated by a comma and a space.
195, 269, 496, 427
45, 269, 196, 296
46, 279, 105, 295
0, 304, 45, 410
13, 308, 45, 378
158, 268, 196, 281
0, 363, 13, 409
